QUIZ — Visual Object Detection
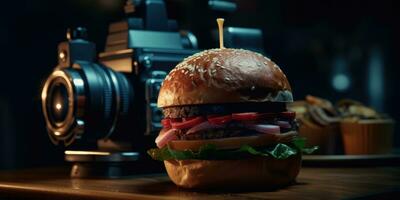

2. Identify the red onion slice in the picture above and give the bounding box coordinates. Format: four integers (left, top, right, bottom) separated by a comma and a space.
155, 128, 178, 148
246, 124, 280, 134
276, 121, 292, 129
186, 121, 224, 135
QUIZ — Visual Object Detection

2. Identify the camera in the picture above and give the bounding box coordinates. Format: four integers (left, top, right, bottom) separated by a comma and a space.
41, 0, 265, 177
41, 0, 198, 169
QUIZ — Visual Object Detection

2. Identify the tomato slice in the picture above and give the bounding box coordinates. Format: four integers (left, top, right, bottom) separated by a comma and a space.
161, 118, 171, 128
280, 111, 296, 119
256, 113, 278, 120
232, 112, 279, 121
171, 116, 206, 129
207, 115, 232, 125
232, 112, 259, 121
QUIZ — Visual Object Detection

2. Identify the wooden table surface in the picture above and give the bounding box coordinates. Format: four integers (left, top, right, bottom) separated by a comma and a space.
0, 166, 399, 200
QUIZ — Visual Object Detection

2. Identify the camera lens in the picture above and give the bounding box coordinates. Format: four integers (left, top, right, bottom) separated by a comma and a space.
47, 80, 69, 125
41, 62, 133, 145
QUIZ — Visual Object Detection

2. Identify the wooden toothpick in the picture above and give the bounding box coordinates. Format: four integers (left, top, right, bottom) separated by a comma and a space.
217, 18, 225, 49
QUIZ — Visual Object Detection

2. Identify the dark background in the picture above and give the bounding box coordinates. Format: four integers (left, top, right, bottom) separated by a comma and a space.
0, 0, 398, 169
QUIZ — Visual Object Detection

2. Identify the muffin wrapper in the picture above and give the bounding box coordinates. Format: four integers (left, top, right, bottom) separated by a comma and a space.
341, 120, 394, 155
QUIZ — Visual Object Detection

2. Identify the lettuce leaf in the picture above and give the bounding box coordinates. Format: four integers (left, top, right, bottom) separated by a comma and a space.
147, 137, 318, 161
292, 137, 319, 154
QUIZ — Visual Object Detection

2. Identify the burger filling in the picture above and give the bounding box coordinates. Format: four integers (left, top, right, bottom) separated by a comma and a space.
155, 111, 298, 148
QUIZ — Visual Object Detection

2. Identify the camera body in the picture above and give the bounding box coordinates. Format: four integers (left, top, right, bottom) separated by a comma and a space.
41, 0, 198, 153
99, 16, 198, 136
41, 1, 266, 172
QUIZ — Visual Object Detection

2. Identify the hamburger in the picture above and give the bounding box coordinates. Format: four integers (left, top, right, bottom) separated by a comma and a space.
148, 48, 316, 189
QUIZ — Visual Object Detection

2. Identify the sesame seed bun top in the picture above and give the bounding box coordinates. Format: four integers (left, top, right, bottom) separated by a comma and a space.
158, 48, 292, 108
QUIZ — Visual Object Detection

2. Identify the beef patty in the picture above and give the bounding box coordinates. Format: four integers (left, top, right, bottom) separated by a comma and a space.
162, 102, 287, 118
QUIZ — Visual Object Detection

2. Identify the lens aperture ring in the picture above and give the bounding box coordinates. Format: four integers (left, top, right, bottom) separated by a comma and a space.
91, 64, 113, 123
115, 72, 132, 115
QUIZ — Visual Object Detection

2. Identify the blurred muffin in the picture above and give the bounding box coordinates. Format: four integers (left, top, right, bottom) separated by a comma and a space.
289, 95, 342, 154
338, 99, 394, 155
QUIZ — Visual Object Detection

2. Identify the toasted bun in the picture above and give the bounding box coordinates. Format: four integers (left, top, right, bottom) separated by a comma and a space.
168, 131, 297, 151
158, 48, 292, 108
164, 154, 301, 189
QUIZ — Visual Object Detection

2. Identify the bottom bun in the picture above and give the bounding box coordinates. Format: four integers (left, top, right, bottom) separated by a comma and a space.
164, 154, 302, 189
